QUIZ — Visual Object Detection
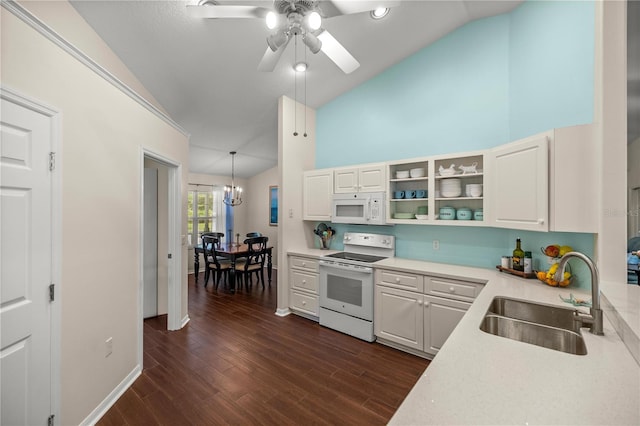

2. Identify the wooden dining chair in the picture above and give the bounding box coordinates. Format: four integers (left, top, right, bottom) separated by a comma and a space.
246, 232, 262, 238
236, 236, 268, 290
201, 235, 232, 290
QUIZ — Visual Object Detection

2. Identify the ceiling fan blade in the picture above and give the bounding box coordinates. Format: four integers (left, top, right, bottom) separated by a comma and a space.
319, 0, 401, 18
186, 4, 269, 19
317, 30, 360, 74
257, 40, 290, 72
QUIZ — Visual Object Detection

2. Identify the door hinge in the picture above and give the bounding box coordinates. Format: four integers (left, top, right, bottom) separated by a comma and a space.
49, 152, 56, 171
48, 414, 55, 426
49, 284, 55, 302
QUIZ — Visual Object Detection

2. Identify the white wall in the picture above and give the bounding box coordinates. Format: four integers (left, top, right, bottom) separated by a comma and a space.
1, 2, 189, 424
246, 166, 279, 267
277, 96, 317, 313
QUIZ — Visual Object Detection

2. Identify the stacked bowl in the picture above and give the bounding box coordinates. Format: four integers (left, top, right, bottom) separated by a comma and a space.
465, 183, 483, 197
440, 178, 462, 198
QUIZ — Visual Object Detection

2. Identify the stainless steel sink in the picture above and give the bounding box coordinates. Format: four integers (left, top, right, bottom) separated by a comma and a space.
480, 297, 587, 355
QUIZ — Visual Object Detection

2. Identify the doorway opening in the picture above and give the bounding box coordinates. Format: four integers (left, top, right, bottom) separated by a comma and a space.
140, 150, 182, 369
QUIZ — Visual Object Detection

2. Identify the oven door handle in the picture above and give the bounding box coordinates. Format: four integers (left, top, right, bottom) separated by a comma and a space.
319, 260, 373, 273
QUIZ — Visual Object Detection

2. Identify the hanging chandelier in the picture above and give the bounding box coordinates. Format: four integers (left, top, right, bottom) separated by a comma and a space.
223, 151, 243, 207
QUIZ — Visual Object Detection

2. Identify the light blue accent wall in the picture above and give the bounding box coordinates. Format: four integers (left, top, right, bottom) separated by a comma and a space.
509, 1, 595, 139
317, 15, 510, 167
314, 1, 596, 289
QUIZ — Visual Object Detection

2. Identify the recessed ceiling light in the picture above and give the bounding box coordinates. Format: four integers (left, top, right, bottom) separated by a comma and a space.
370, 7, 389, 20
294, 62, 307, 72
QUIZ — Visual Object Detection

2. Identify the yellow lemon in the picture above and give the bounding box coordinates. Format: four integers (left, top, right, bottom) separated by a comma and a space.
559, 245, 573, 256
563, 271, 571, 280
548, 263, 559, 275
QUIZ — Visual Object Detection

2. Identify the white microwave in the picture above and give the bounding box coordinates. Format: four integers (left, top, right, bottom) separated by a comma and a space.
331, 192, 386, 225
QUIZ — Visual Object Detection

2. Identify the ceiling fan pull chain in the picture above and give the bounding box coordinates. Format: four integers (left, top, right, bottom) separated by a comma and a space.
303, 45, 307, 138
293, 34, 298, 136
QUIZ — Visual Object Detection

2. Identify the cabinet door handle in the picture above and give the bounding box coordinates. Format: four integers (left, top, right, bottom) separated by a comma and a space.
302, 301, 306, 306
538, 219, 545, 225
302, 280, 306, 284
417, 300, 423, 306
449, 287, 455, 293
424, 301, 430, 307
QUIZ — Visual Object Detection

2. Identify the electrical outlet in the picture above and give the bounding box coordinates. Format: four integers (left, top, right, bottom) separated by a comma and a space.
433, 240, 440, 250
105, 337, 113, 357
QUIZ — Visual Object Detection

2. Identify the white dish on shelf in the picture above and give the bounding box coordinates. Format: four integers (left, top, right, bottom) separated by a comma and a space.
441, 190, 462, 198
415, 214, 428, 220
410, 167, 425, 178
396, 170, 410, 179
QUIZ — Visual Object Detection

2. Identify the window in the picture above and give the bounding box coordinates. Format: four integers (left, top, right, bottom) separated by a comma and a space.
187, 186, 225, 247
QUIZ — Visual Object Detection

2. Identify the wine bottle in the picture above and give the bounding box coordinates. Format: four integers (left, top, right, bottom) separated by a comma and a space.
512, 238, 525, 271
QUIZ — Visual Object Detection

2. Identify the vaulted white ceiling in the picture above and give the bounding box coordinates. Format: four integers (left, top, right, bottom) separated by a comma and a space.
70, 0, 522, 178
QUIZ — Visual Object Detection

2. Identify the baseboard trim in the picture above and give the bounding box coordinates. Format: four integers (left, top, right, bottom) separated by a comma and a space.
80, 364, 141, 426
181, 314, 191, 328
275, 307, 291, 317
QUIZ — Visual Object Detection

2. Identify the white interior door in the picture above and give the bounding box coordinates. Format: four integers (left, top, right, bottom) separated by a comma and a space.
143, 168, 158, 318
1, 95, 53, 425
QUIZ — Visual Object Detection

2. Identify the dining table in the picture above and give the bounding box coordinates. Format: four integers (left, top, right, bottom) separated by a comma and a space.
194, 242, 273, 293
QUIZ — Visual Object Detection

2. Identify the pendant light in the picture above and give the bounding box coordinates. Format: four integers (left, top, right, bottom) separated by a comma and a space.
223, 151, 243, 206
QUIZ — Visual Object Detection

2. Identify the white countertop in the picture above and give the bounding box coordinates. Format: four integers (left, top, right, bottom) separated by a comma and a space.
383, 259, 640, 425
286, 250, 640, 424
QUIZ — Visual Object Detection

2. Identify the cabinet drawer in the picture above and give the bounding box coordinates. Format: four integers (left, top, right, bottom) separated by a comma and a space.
290, 290, 318, 316
425, 276, 483, 302
376, 269, 424, 292
290, 270, 318, 293
289, 256, 319, 273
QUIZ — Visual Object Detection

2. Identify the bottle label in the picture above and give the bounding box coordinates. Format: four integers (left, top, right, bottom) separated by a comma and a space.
524, 258, 532, 273
512, 257, 523, 270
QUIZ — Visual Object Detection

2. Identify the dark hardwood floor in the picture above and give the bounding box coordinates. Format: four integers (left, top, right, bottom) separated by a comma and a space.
98, 270, 430, 425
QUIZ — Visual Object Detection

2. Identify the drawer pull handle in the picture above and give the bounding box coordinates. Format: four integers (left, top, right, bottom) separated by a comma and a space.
302, 301, 306, 305
302, 262, 306, 267
449, 287, 455, 293
302, 280, 306, 284
395, 277, 401, 283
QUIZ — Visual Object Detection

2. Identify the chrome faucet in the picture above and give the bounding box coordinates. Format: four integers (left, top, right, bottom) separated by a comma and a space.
554, 251, 604, 335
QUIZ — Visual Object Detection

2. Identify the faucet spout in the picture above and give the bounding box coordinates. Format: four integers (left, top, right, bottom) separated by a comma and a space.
554, 251, 604, 335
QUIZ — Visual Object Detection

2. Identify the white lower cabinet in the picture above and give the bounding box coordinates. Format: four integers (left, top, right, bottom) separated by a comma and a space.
289, 254, 320, 319
375, 286, 424, 350
375, 268, 483, 357
423, 295, 470, 354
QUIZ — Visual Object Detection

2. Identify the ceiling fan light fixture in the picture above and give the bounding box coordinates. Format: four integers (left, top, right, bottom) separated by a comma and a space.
294, 62, 307, 72
370, 7, 389, 20
302, 32, 322, 54
265, 11, 278, 29
267, 29, 288, 51
307, 11, 322, 30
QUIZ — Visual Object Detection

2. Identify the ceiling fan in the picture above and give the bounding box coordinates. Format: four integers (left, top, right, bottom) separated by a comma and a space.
187, 0, 399, 74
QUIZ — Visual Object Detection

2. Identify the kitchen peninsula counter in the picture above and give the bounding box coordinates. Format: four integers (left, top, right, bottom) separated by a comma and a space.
379, 258, 640, 425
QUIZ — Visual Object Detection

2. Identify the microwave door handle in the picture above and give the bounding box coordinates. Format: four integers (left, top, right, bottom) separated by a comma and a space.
365, 198, 371, 221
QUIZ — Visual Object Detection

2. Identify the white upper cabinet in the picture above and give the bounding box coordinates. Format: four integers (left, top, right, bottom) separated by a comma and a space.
303, 169, 333, 221
490, 133, 549, 231
548, 124, 597, 233
334, 163, 386, 193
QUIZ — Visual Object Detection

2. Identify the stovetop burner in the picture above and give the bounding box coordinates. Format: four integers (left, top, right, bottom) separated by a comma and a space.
323, 252, 387, 263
